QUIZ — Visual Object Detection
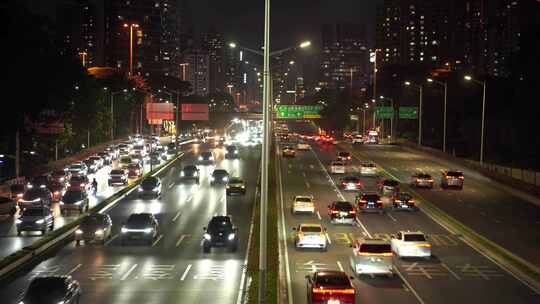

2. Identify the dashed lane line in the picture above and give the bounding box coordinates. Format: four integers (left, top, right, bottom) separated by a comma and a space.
66, 264, 82, 276
172, 210, 182, 222
121, 264, 138, 281
152, 235, 163, 247
180, 264, 192, 281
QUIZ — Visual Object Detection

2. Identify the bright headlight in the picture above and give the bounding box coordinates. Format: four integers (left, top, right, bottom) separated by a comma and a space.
16, 219, 22, 224
35, 219, 45, 224
59, 201, 64, 205
138, 187, 143, 192
143, 228, 153, 234
74, 201, 81, 205
193, 172, 198, 177
121, 227, 127, 233
95, 229, 104, 235
234, 150, 238, 154
75, 229, 83, 234
222, 177, 228, 182
180, 172, 185, 177
198, 156, 203, 161
241, 185, 245, 188
203, 233, 211, 240
210, 177, 215, 181
209, 156, 214, 160
228, 233, 235, 240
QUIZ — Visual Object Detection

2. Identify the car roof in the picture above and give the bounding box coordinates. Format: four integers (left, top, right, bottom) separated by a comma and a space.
128, 213, 154, 220
356, 238, 389, 245
213, 169, 228, 173
299, 223, 322, 228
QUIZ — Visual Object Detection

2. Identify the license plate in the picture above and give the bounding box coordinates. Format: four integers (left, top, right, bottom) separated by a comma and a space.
339, 212, 348, 216
328, 300, 341, 304
401, 205, 408, 208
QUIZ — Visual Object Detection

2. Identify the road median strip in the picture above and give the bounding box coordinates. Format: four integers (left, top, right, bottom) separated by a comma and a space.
341, 143, 540, 294
0, 145, 190, 281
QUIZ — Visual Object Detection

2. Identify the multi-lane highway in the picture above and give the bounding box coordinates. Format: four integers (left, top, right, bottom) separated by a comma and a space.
0, 141, 260, 304
278, 121, 539, 304
0, 139, 174, 261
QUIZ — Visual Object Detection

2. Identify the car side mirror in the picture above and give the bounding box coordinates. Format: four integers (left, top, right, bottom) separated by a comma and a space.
292, 227, 297, 231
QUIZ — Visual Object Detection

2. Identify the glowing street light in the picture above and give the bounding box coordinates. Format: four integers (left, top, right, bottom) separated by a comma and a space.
464, 74, 487, 164
299, 41, 311, 48
426, 77, 448, 153
403, 81, 423, 145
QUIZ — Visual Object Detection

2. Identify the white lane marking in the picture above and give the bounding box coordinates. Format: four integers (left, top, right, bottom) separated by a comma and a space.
309, 164, 315, 169
354, 218, 373, 238
180, 264, 192, 281
387, 212, 398, 222
325, 233, 332, 244
337, 261, 344, 272
167, 183, 174, 190
66, 264, 82, 275
305, 181, 311, 188
121, 264, 138, 281
176, 234, 188, 247
105, 233, 119, 245
172, 210, 182, 222
316, 211, 322, 220
394, 266, 426, 304
441, 263, 462, 280
186, 194, 193, 202
152, 235, 163, 247
277, 155, 294, 304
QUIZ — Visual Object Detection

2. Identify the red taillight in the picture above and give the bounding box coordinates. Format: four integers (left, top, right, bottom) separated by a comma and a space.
331, 210, 339, 214
359, 200, 367, 203
347, 156, 351, 160
357, 251, 392, 257
349, 210, 356, 214
356, 182, 362, 186
459, 176, 464, 180
341, 182, 346, 185
312, 288, 355, 294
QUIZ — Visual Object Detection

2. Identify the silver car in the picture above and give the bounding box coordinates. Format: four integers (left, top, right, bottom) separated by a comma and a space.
350, 238, 394, 277
16, 207, 55, 235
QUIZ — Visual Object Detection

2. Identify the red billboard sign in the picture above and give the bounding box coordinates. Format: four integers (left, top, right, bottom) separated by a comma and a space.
147, 103, 174, 120
181, 103, 208, 121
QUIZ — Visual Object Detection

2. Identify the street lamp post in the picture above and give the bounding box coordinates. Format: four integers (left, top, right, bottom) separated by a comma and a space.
179, 63, 189, 81
79, 51, 88, 67
379, 96, 394, 141
123, 23, 139, 76
427, 78, 448, 153
111, 89, 128, 141
404, 81, 423, 145
464, 75, 487, 165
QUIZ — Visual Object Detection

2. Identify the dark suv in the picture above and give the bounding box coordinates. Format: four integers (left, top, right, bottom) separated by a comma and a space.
180, 165, 200, 184
19, 188, 52, 209
121, 213, 159, 245
202, 216, 239, 253
20, 275, 81, 304
210, 169, 229, 185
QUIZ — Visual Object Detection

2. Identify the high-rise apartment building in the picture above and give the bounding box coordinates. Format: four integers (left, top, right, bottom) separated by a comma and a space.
186, 49, 210, 96
104, 0, 179, 81
319, 23, 369, 90
202, 28, 225, 93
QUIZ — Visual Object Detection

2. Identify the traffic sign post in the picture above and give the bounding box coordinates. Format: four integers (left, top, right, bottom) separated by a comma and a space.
399, 107, 418, 119
275, 105, 323, 119
375, 106, 394, 119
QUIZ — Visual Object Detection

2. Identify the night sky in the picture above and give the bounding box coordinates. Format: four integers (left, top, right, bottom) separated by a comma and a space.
22, 0, 381, 49
189, 0, 381, 48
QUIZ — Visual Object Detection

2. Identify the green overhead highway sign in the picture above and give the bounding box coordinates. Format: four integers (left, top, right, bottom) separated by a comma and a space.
375, 106, 394, 119
399, 106, 418, 119
276, 105, 323, 119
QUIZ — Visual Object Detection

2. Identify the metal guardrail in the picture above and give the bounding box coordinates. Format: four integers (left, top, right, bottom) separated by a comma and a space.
0, 139, 193, 281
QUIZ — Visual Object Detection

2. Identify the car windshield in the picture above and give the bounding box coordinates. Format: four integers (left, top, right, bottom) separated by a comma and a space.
22, 189, 42, 200
25, 278, 66, 303
404, 234, 427, 242
300, 226, 322, 233
141, 178, 158, 187
110, 170, 124, 175
63, 190, 83, 202
417, 173, 431, 178
128, 164, 140, 170
120, 157, 131, 163
208, 219, 232, 231
69, 164, 82, 170
31, 176, 48, 185
70, 176, 85, 183
126, 214, 152, 228
22, 208, 45, 216
315, 273, 349, 287
343, 177, 359, 182
52, 171, 65, 177
184, 165, 197, 171
338, 152, 350, 157
383, 180, 399, 186
361, 194, 379, 201
362, 163, 375, 168
398, 193, 412, 200
332, 162, 344, 166
213, 170, 228, 176
447, 171, 463, 177
295, 197, 312, 202
333, 201, 353, 210
10, 184, 25, 192
134, 145, 144, 150
82, 215, 105, 226
229, 178, 242, 183
90, 157, 101, 161
202, 152, 212, 157
359, 243, 392, 254
226, 146, 237, 151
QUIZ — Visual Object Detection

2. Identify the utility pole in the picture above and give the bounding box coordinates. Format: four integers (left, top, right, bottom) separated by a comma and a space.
259, 0, 270, 302
15, 130, 20, 179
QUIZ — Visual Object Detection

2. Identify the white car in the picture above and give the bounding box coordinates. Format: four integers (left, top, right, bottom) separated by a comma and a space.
293, 224, 327, 251
292, 195, 315, 214
360, 163, 378, 176
296, 143, 310, 151
352, 135, 364, 144
350, 238, 394, 277
330, 161, 345, 174
391, 231, 431, 258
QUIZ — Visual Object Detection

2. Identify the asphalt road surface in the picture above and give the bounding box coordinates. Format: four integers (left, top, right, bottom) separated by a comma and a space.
1, 142, 260, 304
278, 121, 539, 304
